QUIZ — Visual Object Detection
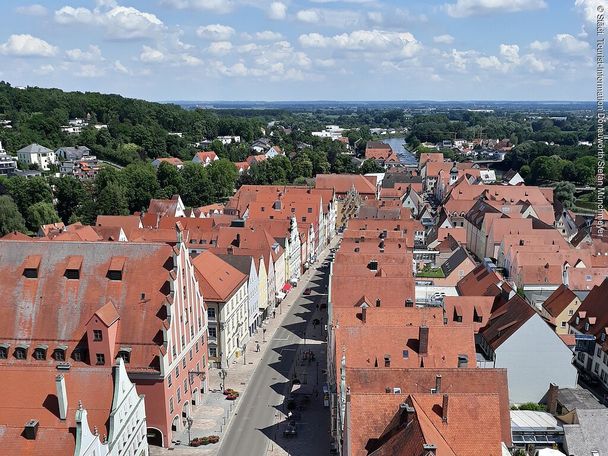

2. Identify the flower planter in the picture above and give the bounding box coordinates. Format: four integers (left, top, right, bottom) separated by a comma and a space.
226, 395, 237, 400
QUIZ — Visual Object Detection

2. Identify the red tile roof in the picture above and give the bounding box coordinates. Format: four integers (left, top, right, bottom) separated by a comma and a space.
0, 365, 114, 456
191, 250, 247, 302
480, 295, 538, 350
543, 284, 579, 318
315, 174, 377, 196
0, 240, 176, 373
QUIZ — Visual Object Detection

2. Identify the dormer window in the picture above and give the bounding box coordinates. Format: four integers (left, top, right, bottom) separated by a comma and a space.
33, 345, 48, 360
22, 255, 41, 278
585, 322, 590, 331
117, 347, 131, 363
384, 355, 391, 367
0, 344, 9, 359
601, 333, 606, 343
14, 344, 29, 360
107, 257, 125, 281
53, 346, 67, 361
65, 256, 83, 280
576, 317, 580, 325
376, 299, 381, 307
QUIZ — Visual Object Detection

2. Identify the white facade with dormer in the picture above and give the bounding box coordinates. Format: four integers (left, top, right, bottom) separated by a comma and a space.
75, 359, 148, 456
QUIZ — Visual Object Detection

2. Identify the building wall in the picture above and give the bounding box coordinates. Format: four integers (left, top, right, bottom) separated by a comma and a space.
553, 299, 581, 335
490, 315, 577, 403
257, 258, 269, 320
247, 259, 260, 335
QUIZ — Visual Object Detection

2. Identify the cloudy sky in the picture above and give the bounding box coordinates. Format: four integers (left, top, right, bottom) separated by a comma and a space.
0, 0, 600, 101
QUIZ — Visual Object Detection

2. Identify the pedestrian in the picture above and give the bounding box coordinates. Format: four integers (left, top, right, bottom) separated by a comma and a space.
272, 310, 276, 319
256, 343, 260, 352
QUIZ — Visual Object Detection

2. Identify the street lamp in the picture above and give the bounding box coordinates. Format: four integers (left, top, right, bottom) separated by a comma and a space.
242, 343, 247, 365
186, 416, 193, 446
218, 369, 227, 391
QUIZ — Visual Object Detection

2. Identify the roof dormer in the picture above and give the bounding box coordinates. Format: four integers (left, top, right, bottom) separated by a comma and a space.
23, 255, 41, 279
65, 256, 83, 280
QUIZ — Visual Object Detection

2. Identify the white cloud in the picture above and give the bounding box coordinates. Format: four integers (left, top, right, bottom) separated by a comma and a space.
113, 60, 130, 74
180, 54, 203, 66
34, 64, 55, 75
65, 45, 103, 62
476, 55, 504, 71
16, 4, 48, 16
76, 64, 103, 78
54, 4, 165, 40
443, 0, 546, 18
554, 33, 589, 54
0, 34, 57, 57
367, 11, 383, 24
140, 45, 165, 63
196, 24, 235, 40
315, 58, 336, 68
299, 29, 421, 58
433, 34, 454, 44
297, 9, 319, 22
268, 2, 287, 20
499, 44, 520, 64
575, 0, 604, 24
530, 40, 549, 51
296, 8, 363, 28
207, 41, 233, 55
255, 31, 283, 41
159, 0, 234, 14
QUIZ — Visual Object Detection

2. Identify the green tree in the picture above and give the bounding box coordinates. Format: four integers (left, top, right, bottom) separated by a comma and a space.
181, 162, 213, 207
96, 183, 129, 216
554, 182, 576, 208
207, 159, 238, 200
359, 159, 384, 174
291, 156, 313, 180
54, 176, 86, 222
122, 163, 160, 212
4, 176, 53, 215
0, 195, 27, 236
156, 161, 185, 198
25, 202, 61, 231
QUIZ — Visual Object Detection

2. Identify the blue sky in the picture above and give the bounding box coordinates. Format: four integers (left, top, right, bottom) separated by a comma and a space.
0, 0, 600, 101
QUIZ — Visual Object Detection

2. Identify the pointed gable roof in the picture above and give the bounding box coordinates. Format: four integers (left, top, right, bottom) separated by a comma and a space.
93, 300, 120, 327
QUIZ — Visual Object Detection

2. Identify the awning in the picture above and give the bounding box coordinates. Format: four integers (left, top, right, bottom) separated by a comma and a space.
282, 283, 293, 293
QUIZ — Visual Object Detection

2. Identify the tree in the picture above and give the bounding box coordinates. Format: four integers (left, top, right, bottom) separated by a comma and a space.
554, 182, 576, 208
4, 176, 53, 215
0, 195, 27, 236
181, 162, 213, 207
54, 176, 86, 222
359, 159, 384, 174
25, 202, 61, 231
207, 159, 238, 200
291, 156, 313, 180
156, 161, 184, 198
122, 163, 160, 212
96, 183, 129, 216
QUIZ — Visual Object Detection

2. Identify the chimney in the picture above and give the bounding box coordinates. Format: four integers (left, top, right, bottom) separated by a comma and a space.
435, 375, 442, 394
24, 420, 39, 440
423, 444, 437, 455
56, 374, 68, 420
361, 302, 369, 323
547, 383, 559, 415
399, 403, 415, 425
442, 394, 449, 422
419, 326, 429, 355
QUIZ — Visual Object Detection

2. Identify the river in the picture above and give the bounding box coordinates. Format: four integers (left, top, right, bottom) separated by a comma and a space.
381, 137, 417, 166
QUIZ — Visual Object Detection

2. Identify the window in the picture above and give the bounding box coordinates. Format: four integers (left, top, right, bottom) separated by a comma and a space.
168, 373, 172, 387
169, 397, 174, 414
561, 321, 567, 328
177, 387, 181, 403
182, 357, 187, 369
184, 379, 188, 393
568, 309, 574, 316
73, 349, 84, 362
0, 347, 8, 359
594, 362, 600, 374
195, 342, 199, 353
34, 348, 46, 360
96, 353, 105, 365
181, 335, 185, 349
117, 350, 130, 363
172, 344, 176, 357
15, 347, 27, 360
597, 346, 602, 358
189, 349, 193, 361
209, 327, 217, 338
384, 355, 391, 367
198, 316, 202, 330
208, 308, 216, 319
209, 347, 217, 357
53, 348, 66, 361
402, 350, 409, 359
93, 330, 103, 342
176, 365, 180, 378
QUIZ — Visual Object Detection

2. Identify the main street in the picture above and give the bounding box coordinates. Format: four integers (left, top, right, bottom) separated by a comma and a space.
218, 243, 335, 456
